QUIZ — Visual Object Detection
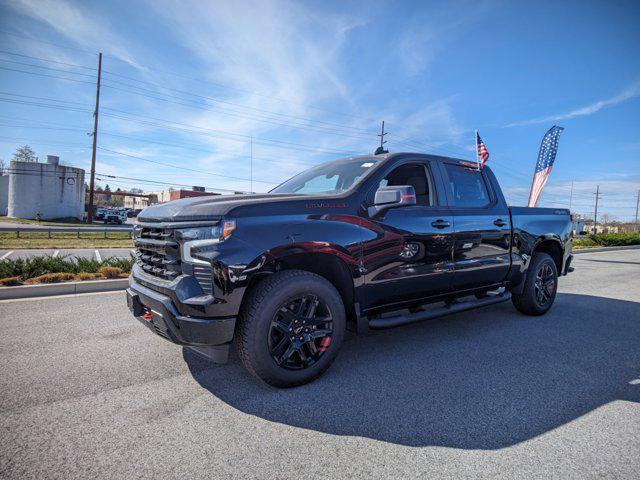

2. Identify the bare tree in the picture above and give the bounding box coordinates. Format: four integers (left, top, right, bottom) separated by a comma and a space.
600, 213, 616, 225
12, 145, 38, 163
0, 158, 5, 175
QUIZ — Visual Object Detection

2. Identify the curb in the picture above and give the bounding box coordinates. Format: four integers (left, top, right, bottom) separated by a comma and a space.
573, 245, 640, 254
0, 278, 128, 300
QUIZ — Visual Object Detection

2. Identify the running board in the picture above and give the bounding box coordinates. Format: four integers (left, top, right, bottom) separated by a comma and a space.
368, 292, 512, 330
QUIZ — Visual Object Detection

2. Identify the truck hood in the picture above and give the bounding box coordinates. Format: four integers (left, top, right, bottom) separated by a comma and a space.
137, 193, 309, 222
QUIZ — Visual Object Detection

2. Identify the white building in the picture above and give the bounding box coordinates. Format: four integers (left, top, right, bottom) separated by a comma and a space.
7, 156, 85, 220
123, 194, 154, 210
0, 175, 8, 216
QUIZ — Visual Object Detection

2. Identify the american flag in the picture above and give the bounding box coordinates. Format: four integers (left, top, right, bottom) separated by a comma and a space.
476, 131, 489, 169
528, 125, 564, 207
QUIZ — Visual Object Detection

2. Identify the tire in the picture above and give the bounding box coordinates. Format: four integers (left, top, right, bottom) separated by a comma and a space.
235, 270, 346, 388
511, 252, 558, 316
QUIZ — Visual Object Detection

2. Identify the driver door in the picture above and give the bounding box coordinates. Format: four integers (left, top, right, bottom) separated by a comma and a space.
360, 160, 455, 312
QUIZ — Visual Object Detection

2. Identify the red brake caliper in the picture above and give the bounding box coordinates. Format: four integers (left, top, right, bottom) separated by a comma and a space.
318, 337, 332, 352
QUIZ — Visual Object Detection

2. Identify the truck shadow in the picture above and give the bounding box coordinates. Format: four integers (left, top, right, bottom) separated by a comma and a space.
183, 292, 640, 449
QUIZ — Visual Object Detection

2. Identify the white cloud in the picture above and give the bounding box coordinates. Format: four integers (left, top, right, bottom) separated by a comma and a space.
506, 81, 640, 127
8, 0, 142, 68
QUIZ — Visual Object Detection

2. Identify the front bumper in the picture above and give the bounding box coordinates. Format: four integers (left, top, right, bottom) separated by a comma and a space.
126, 277, 236, 348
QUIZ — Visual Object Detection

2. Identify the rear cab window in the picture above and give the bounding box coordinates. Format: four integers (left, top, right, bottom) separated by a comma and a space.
443, 163, 491, 208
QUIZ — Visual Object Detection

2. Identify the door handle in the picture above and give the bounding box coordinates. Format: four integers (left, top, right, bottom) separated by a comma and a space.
494, 219, 507, 227
431, 219, 451, 229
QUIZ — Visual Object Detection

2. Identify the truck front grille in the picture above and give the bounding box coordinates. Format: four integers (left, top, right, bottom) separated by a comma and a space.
134, 226, 182, 281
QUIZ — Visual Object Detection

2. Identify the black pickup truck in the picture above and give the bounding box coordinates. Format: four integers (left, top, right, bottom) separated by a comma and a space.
127, 152, 573, 387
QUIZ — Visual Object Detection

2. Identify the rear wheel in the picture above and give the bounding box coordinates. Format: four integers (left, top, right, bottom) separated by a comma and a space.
235, 270, 346, 388
511, 252, 558, 315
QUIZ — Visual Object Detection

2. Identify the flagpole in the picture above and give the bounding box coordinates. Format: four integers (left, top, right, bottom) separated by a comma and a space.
475, 129, 480, 171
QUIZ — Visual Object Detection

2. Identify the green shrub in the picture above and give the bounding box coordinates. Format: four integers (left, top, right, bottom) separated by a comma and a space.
0, 255, 135, 281
103, 257, 135, 273
588, 233, 640, 246
573, 238, 597, 248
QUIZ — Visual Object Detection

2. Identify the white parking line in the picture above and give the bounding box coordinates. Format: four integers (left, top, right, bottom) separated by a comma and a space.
52, 250, 59, 258
0, 251, 13, 260
95, 250, 102, 262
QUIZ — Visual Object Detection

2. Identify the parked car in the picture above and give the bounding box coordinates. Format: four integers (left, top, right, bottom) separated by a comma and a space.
104, 210, 127, 224
127, 152, 573, 387
95, 208, 108, 220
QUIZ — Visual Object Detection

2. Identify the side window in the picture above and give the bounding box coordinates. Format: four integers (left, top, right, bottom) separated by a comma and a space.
444, 164, 490, 207
377, 163, 434, 206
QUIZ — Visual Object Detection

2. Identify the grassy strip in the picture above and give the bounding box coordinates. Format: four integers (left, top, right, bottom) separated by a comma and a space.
0, 232, 133, 248
0, 216, 88, 226
0, 255, 135, 283
574, 232, 640, 249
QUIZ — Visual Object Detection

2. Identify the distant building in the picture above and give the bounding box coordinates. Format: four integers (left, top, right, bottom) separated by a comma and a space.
572, 219, 586, 234
154, 187, 220, 204
123, 194, 156, 210
7, 156, 85, 220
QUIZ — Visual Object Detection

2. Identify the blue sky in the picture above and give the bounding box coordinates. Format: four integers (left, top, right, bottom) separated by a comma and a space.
0, 0, 639, 221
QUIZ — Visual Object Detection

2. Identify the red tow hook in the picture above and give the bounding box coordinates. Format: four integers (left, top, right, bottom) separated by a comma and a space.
142, 311, 153, 320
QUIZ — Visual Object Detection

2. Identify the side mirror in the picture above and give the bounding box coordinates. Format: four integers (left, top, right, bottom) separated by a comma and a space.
368, 185, 416, 217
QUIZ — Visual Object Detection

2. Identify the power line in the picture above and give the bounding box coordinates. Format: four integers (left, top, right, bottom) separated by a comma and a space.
0, 58, 97, 78
0, 48, 376, 140
101, 82, 376, 141
97, 146, 280, 184
0, 49, 96, 71
0, 29, 97, 55
0, 57, 374, 137
0, 66, 95, 85
101, 70, 375, 135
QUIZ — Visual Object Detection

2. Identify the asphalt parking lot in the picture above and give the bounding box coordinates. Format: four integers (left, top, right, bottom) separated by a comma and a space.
1, 249, 639, 479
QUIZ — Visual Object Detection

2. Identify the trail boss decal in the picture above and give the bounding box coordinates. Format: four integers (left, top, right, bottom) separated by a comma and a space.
306, 202, 348, 209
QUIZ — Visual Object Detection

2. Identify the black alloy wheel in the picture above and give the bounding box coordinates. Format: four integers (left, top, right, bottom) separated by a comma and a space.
235, 270, 346, 387
534, 263, 556, 307
268, 294, 334, 370
511, 252, 558, 316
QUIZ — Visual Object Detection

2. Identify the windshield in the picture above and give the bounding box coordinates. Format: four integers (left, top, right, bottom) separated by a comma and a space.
271, 157, 383, 195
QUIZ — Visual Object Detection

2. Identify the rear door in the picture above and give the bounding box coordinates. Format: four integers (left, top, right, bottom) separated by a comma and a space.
360, 159, 455, 311
440, 162, 511, 290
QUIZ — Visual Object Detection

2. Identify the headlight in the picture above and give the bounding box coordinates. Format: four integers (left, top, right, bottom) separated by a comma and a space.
177, 220, 236, 265
177, 220, 236, 242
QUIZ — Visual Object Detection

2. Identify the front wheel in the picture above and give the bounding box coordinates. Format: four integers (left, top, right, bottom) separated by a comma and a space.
511, 252, 558, 315
235, 270, 346, 388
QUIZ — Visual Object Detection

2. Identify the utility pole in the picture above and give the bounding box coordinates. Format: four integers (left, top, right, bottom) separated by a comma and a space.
375, 121, 388, 154
635, 189, 639, 232
568, 181, 574, 211
593, 185, 600, 234
87, 52, 102, 224
250, 136, 253, 194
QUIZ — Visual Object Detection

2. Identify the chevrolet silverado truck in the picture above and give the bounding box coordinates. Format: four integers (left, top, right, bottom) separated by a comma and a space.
127, 152, 573, 387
